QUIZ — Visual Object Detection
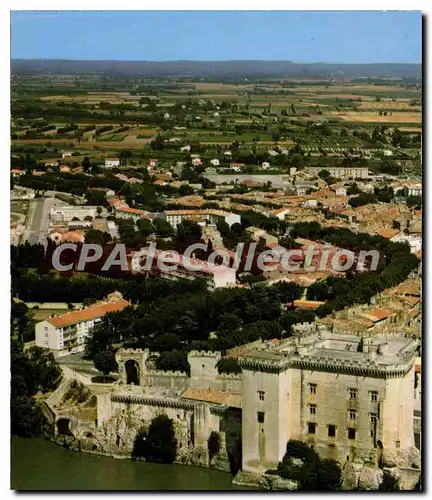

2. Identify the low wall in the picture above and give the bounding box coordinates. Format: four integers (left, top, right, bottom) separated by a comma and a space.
215, 374, 242, 393
398, 467, 421, 490
143, 371, 191, 390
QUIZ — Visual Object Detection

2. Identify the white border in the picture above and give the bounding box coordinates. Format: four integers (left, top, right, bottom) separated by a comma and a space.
2, 5, 427, 500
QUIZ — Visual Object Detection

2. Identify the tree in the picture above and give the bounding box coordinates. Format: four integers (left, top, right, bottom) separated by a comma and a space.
82, 156, 91, 173
11, 396, 45, 437
379, 471, 400, 491
208, 431, 221, 461
279, 440, 341, 491
217, 357, 241, 374
93, 348, 118, 379
155, 350, 190, 373
173, 220, 202, 253
406, 195, 421, 209
135, 414, 177, 463
319, 459, 342, 490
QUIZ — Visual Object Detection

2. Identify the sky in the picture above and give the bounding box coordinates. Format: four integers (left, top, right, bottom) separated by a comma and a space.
11, 11, 422, 63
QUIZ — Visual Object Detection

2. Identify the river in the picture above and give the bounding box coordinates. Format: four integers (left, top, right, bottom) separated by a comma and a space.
11, 437, 250, 491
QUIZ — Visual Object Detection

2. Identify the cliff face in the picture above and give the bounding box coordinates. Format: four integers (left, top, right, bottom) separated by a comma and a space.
46, 378, 232, 472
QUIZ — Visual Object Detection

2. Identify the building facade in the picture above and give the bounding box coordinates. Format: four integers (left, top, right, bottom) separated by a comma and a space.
35, 292, 130, 357
164, 209, 241, 229
93, 324, 418, 477
50, 206, 98, 224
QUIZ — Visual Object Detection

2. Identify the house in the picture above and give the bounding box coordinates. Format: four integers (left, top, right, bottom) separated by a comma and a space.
261, 162, 271, 170
60, 165, 71, 173
164, 113, 171, 119
92, 218, 108, 232
210, 159, 220, 167
115, 206, 150, 222
223, 151, 232, 157
271, 208, 290, 221
35, 292, 130, 356
192, 157, 203, 166
105, 157, 120, 168
11, 169, 24, 177
48, 229, 85, 244
230, 163, 245, 172
335, 186, 347, 196
108, 198, 128, 210
62, 151, 73, 159
180, 145, 191, 152
32, 171, 45, 176
383, 150, 394, 156
295, 181, 317, 196
153, 179, 168, 187
267, 149, 279, 157
148, 159, 158, 168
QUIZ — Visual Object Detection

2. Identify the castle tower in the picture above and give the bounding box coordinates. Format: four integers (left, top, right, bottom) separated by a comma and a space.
115, 348, 149, 386
238, 351, 291, 473
188, 350, 221, 388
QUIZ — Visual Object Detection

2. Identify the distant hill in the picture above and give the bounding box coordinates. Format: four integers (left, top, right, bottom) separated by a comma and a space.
11, 59, 422, 79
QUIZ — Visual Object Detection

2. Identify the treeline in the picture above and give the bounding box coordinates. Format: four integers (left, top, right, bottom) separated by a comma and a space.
11, 339, 62, 437
291, 222, 419, 316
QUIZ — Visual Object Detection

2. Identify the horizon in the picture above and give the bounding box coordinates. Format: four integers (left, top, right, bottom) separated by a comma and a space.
11, 57, 422, 64
11, 11, 422, 64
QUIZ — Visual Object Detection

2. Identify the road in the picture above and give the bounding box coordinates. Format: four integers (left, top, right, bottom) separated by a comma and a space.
24, 197, 68, 246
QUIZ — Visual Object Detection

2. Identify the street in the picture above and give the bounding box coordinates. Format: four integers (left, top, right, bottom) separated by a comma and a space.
24, 197, 69, 246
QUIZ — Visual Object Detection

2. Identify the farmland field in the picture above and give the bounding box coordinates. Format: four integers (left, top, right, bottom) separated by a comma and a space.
10, 72, 422, 175
329, 111, 422, 123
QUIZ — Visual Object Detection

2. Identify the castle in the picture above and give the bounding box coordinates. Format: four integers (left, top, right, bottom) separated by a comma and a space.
93, 322, 419, 479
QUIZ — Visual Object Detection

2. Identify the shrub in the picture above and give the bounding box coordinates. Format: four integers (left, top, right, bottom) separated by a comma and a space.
133, 415, 177, 464
208, 431, 221, 460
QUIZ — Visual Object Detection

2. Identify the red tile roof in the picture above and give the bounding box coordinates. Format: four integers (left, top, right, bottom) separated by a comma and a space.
46, 299, 130, 328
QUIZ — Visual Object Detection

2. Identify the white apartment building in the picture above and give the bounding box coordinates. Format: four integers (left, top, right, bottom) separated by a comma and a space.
164, 209, 241, 229
308, 166, 369, 180
50, 206, 98, 224
35, 292, 130, 357
105, 157, 120, 168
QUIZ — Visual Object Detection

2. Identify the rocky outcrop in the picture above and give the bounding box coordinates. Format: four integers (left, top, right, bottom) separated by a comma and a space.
358, 466, 383, 491
259, 474, 298, 491
381, 446, 421, 469
232, 470, 262, 488
404, 446, 421, 469
340, 462, 358, 490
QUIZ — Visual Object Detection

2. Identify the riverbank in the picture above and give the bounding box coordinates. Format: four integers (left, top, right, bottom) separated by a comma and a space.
11, 437, 253, 491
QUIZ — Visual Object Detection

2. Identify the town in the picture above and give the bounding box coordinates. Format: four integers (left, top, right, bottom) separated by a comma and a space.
10, 13, 422, 493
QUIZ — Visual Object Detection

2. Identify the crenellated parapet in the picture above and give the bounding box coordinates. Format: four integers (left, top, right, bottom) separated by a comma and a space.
188, 350, 222, 359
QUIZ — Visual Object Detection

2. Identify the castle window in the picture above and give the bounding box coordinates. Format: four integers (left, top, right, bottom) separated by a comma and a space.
257, 412, 265, 424
328, 425, 336, 437
370, 391, 378, 402
348, 409, 356, 420
308, 383, 317, 395
258, 391, 265, 401
349, 388, 358, 400
369, 413, 378, 424
370, 430, 374, 437
309, 404, 316, 415
347, 428, 356, 440
307, 422, 317, 434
